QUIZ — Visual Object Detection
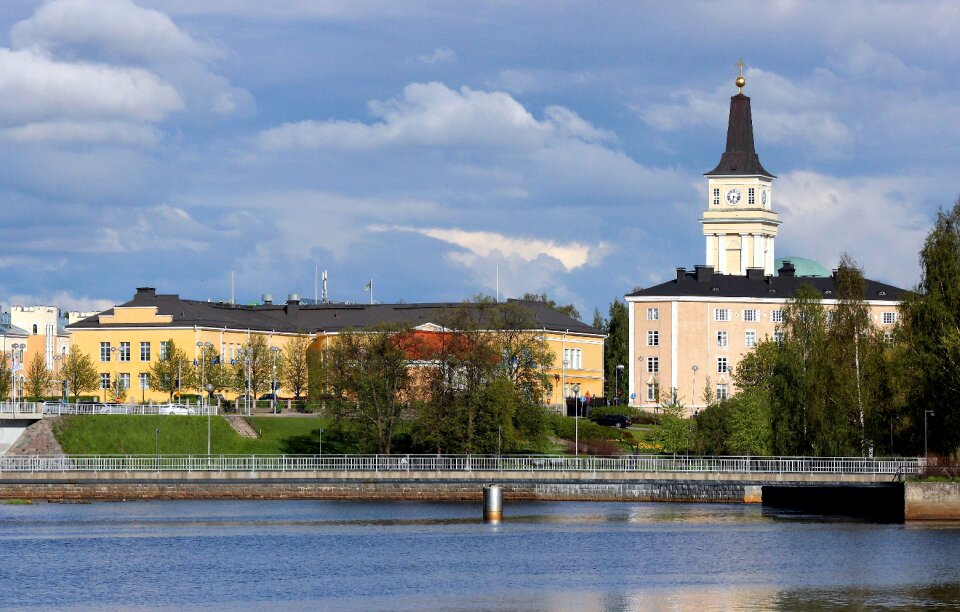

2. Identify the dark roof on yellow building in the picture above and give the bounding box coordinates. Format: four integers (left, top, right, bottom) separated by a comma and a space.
627, 264, 907, 301
67, 287, 602, 336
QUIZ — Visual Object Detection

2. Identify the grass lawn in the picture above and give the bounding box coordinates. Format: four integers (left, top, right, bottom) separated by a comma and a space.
53, 415, 333, 455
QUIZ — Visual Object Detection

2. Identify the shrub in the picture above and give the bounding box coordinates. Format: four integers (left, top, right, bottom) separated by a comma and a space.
564, 438, 623, 456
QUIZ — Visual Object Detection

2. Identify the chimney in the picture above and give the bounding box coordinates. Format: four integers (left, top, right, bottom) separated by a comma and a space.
694, 265, 714, 283
135, 287, 156, 300
262, 294, 273, 305
778, 261, 796, 278
746, 267, 765, 280
676, 267, 686, 282
285, 294, 300, 317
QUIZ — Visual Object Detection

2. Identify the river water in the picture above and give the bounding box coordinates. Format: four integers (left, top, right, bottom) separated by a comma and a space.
1, 499, 958, 610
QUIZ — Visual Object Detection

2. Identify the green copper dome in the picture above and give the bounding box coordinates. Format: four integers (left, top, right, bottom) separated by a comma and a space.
776, 256, 830, 278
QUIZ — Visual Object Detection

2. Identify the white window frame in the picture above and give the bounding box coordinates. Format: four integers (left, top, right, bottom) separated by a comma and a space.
884, 331, 894, 346
717, 356, 728, 373
100, 373, 110, 390
771, 310, 783, 323
882, 312, 897, 324
159, 341, 170, 360
119, 342, 131, 362
745, 330, 757, 348
774, 330, 785, 343
140, 342, 151, 362
647, 307, 659, 321
100, 342, 111, 362
647, 357, 659, 374
712, 188, 720, 206
717, 384, 728, 401
717, 331, 728, 348
139, 372, 150, 390
647, 330, 659, 347
118, 373, 130, 390
646, 383, 658, 402
714, 308, 730, 322
743, 309, 758, 322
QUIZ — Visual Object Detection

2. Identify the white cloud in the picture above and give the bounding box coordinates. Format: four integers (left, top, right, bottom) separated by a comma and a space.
0, 121, 161, 146
775, 170, 930, 287
373, 225, 604, 272
11, 0, 215, 64
0, 48, 183, 125
487, 69, 598, 95
417, 47, 455, 65
259, 82, 610, 150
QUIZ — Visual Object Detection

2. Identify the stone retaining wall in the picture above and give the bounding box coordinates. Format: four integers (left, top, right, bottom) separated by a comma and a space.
905, 482, 960, 520
0, 477, 752, 503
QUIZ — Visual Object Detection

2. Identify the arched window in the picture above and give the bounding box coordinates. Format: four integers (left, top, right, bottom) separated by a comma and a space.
32, 324, 37, 335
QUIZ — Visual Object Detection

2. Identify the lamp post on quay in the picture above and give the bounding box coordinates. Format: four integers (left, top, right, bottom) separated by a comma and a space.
572, 383, 581, 458
270, 346, 280, 414
109, 346, 118, 402
615, 364, 624, 405
925, 410, 935, 460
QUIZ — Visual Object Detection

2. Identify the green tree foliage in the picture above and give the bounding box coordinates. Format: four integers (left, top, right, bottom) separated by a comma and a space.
412, 301, 551, 453
656, 388, 692, 453
283, 335, 312, 399
0, 356, 11, 399
194, 344, 232, 396
231, 335, 273, 398
148, 339, 193, 401
24, 352, 51, 400
899, 198, 960, 455
326, 324, 414, 454
600, 299, 629, 402
520, 292, 581, 321
60, 348, 99, 402
726, 390, 772, 455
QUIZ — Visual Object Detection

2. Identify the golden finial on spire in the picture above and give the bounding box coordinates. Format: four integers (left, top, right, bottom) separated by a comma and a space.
735, 57, 746, 92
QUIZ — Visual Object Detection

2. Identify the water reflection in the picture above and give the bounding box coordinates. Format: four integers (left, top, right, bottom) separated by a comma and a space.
0, 500, 959, 610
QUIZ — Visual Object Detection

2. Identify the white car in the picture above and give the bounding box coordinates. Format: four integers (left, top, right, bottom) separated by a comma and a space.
159, 404, 190, 415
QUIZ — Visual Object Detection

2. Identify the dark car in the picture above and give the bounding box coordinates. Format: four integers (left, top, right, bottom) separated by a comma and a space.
259, 393, 279, 401
592, 414, 632, 428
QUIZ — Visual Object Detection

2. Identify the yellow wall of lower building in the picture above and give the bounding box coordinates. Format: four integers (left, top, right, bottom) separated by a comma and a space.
542, 331, 605, 404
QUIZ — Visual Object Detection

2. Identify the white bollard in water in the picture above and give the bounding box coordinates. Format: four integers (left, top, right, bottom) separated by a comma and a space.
483, 484, 502, 522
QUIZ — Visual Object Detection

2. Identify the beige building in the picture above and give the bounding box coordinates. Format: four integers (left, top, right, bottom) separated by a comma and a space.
625, 73, 905, 412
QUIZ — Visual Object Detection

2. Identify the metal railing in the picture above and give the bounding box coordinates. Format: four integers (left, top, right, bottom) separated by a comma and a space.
0, 402, 42, 416
0, 454, 922, 474
40, 402, 217, 416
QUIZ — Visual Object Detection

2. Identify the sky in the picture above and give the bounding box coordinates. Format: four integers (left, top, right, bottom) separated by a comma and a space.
1, 0, 958, 319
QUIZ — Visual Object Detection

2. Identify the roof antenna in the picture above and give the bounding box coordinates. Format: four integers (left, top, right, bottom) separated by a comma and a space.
231, 271, 235, 305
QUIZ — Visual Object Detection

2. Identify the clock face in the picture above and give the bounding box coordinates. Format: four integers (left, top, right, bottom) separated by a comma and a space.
725, 188, 742, 205
761, 189, 768, 207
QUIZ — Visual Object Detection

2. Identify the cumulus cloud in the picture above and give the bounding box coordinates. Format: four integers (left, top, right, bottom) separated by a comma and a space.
259, 82, 612, 150
372, 225, 604, 272
775, 170, 930, 286
0, 121, 161, 146
11, 0, 215, 64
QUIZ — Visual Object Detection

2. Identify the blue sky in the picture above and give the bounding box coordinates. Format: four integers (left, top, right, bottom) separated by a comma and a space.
1, 1, 957, 318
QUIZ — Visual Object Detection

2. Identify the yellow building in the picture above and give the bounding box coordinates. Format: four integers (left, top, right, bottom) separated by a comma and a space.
625, 71, 906, 413
68, 289, 604, 403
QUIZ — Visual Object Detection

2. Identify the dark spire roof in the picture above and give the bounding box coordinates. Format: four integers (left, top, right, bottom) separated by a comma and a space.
705, 93, 775, 178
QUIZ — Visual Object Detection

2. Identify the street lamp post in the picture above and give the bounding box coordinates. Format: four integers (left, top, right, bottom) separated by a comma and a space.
692, 365, 699, 407
154, 428, 160, 468
925, 410, 935, 460
572, 383, 581, 458
318, 428, 323, 458
110, 346, 118, 403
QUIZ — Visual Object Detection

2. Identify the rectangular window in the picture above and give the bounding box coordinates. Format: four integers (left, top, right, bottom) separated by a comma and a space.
647, 330, 659, 346
647, 357, 659, 374
748, 187, 755, 205
100, 373, 110, 390
717, 331, 728, 348
119, 342, 130, 362
771, 310, 783, 323
717, 356, 728, 373
882, 312, 897, 324
118, 373, 130, 390
140, 342, 151, 362
714, 308, 730, 322
646, 383, 658, 402
774, 330, 785, 343
100, 342, 111, 362
745, 330, 757, 348
139, 372, 150, 390
647, 307, 659, 321
712, 188, 720, 206
743, 309, 758, 322
717, 384, 728, 401
884, 331, 894, 346
160, 341, 170, 360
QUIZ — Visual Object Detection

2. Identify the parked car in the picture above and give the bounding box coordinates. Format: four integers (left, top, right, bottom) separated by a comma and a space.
259, 393, 279, 401
159, 404, 190, 415
591, 414, 632, 428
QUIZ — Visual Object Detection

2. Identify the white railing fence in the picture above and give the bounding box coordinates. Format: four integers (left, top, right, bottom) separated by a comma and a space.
0, 402, 42, 416
40, 402, 217, 416
0, 454, 921, 475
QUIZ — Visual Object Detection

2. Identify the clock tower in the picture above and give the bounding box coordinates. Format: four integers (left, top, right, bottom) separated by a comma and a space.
701, 63, 779, 275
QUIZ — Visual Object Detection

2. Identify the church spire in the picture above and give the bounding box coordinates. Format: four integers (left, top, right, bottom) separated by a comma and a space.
705, 61, 774, 178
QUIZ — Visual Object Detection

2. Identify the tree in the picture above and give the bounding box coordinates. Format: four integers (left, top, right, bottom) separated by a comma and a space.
232, 335, 274, 398
899, 198, 960, 456
283, 335, 312, 399
326, 324, 414, 454
59, 348, 99, 402
24, 352, 51, 400
726, 390, 772, 455
108, 377, 128, 403
656, 386, 692, 453
0, 356, 10, 400
520, 292, 581, 321
148, 339, 193, 401
195, 344, 232, 396
602, 299, 629, 401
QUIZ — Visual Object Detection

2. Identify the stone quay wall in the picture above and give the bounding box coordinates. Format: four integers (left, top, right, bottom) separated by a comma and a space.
904, 482, 960, 520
